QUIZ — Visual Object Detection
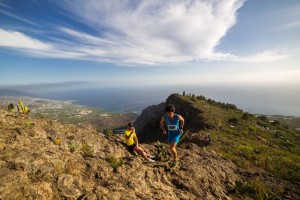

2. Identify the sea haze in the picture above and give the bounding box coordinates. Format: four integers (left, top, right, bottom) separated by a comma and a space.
1, 84, 299, 116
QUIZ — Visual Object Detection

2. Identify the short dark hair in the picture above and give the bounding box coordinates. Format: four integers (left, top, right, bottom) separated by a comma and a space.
165, 104, 175, 113
128, 122, 133, 127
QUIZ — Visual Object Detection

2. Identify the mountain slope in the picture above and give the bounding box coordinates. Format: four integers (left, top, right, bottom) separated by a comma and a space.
0, 108, 241, 199
0, 89, 36, 97
135, 93, 300, 199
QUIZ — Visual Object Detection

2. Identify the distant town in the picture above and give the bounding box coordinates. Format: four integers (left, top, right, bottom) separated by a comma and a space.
0, 96, 138, 131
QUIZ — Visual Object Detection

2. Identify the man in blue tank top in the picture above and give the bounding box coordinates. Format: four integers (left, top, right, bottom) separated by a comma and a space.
160, 104, 185, 167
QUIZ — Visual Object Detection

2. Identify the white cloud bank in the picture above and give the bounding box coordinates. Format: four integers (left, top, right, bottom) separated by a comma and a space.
0, 29, 51, 50
232, 49, 291, 63
0, 0, 291, 65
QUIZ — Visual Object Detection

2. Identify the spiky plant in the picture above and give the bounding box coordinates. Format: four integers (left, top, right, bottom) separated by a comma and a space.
17, 99, 30, 115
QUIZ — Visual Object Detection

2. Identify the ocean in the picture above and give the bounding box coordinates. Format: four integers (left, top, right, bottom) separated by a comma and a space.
30, 84, 300, 116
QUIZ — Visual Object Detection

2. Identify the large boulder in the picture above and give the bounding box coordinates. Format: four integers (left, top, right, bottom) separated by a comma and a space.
134, 102, 165, 143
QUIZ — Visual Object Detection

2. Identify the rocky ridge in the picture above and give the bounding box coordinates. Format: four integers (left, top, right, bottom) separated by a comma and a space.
0, 108, 240, 199
134, 93, 300, 199
135, 94, 208, 143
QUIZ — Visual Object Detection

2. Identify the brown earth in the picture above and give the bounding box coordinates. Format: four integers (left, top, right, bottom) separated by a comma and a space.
0, 108, 241, 199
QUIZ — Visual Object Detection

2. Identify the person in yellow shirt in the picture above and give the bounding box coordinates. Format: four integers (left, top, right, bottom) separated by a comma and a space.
124, 123, 155, 162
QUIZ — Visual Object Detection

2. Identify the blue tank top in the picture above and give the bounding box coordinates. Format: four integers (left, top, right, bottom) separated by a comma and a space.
164, 114, 180, 133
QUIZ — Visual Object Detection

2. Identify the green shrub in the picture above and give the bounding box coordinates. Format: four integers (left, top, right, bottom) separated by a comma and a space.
228, 118, 238, 126
55, 161, 64, 174
257, 121, 269, 128
253, 148, 263, 154
235, 179, 274, 200
280, 141, 295, 148
155, 141, 169, 161
24, 120, 31, 128
248, 126, 257, 133
69, 143, 78, 153
271, 120, 280, 126
81, 143, 94, 156
256, 156, 274, 171
238, 145, 254, 159
7, 103, 14, 112
258, 115, 269, 122
107, 155, 124, 170
106, 129, 114, 138
39, 113, 45, 119
242, 113, 251, 120
272, 156, 300, 182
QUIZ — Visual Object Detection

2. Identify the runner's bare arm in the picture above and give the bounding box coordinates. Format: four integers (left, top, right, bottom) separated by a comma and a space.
178, 115, 185, 129
160, 117, 167, 134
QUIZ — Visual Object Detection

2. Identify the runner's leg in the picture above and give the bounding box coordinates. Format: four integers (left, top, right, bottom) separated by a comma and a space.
170, 142, 178, 161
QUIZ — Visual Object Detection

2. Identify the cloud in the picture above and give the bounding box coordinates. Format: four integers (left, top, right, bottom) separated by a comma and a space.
0, 0, 291, 65
0, 1, 11, 9
276, 21, 300, 31
232, 49, 291, 63
0, 29, 52, 50
0, 9, 38, 26
59, 0, 245, 64
0, 81, 91, 89
0, 81, 93, 93
225, 70, 300, 85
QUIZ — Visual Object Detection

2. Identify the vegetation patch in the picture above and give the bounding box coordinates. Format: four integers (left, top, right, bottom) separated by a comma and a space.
229, 178, 275, 200
7, 103, 14, 112
228, 117, 238, 126
155, 141, 169, 161
106, 155, 124, 171
24, 120, 31, 128
81, 143, 94, 156
178, 93, 300, 183
68, 143, 78, 153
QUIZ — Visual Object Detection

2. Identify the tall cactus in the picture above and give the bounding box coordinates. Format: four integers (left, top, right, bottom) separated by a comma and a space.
17, 99, 30, 114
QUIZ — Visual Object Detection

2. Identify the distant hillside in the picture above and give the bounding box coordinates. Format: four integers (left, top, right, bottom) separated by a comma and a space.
135, 93, 300, 198
0, 89, 36, 97
267, 115, 300, 131
0, 96, 138, 131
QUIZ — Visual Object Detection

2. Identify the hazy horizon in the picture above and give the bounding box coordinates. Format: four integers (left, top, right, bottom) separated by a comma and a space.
1, 82, 299, 117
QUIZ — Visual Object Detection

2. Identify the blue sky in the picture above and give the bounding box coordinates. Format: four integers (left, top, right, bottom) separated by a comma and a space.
0, 0, 300, 88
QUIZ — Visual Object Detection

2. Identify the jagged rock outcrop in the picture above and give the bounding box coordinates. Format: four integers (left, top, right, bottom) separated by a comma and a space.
134, 103, 165, 132
164, 94, 208, 130
0, 108, 241, 199
134, 102, 166, 143
136, 94, 209, 143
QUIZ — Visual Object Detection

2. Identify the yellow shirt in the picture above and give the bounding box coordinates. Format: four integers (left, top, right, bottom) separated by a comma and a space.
124, 129, 136, 146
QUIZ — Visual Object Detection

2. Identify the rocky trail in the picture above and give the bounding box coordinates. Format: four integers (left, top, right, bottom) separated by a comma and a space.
0, 108, 241, 199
